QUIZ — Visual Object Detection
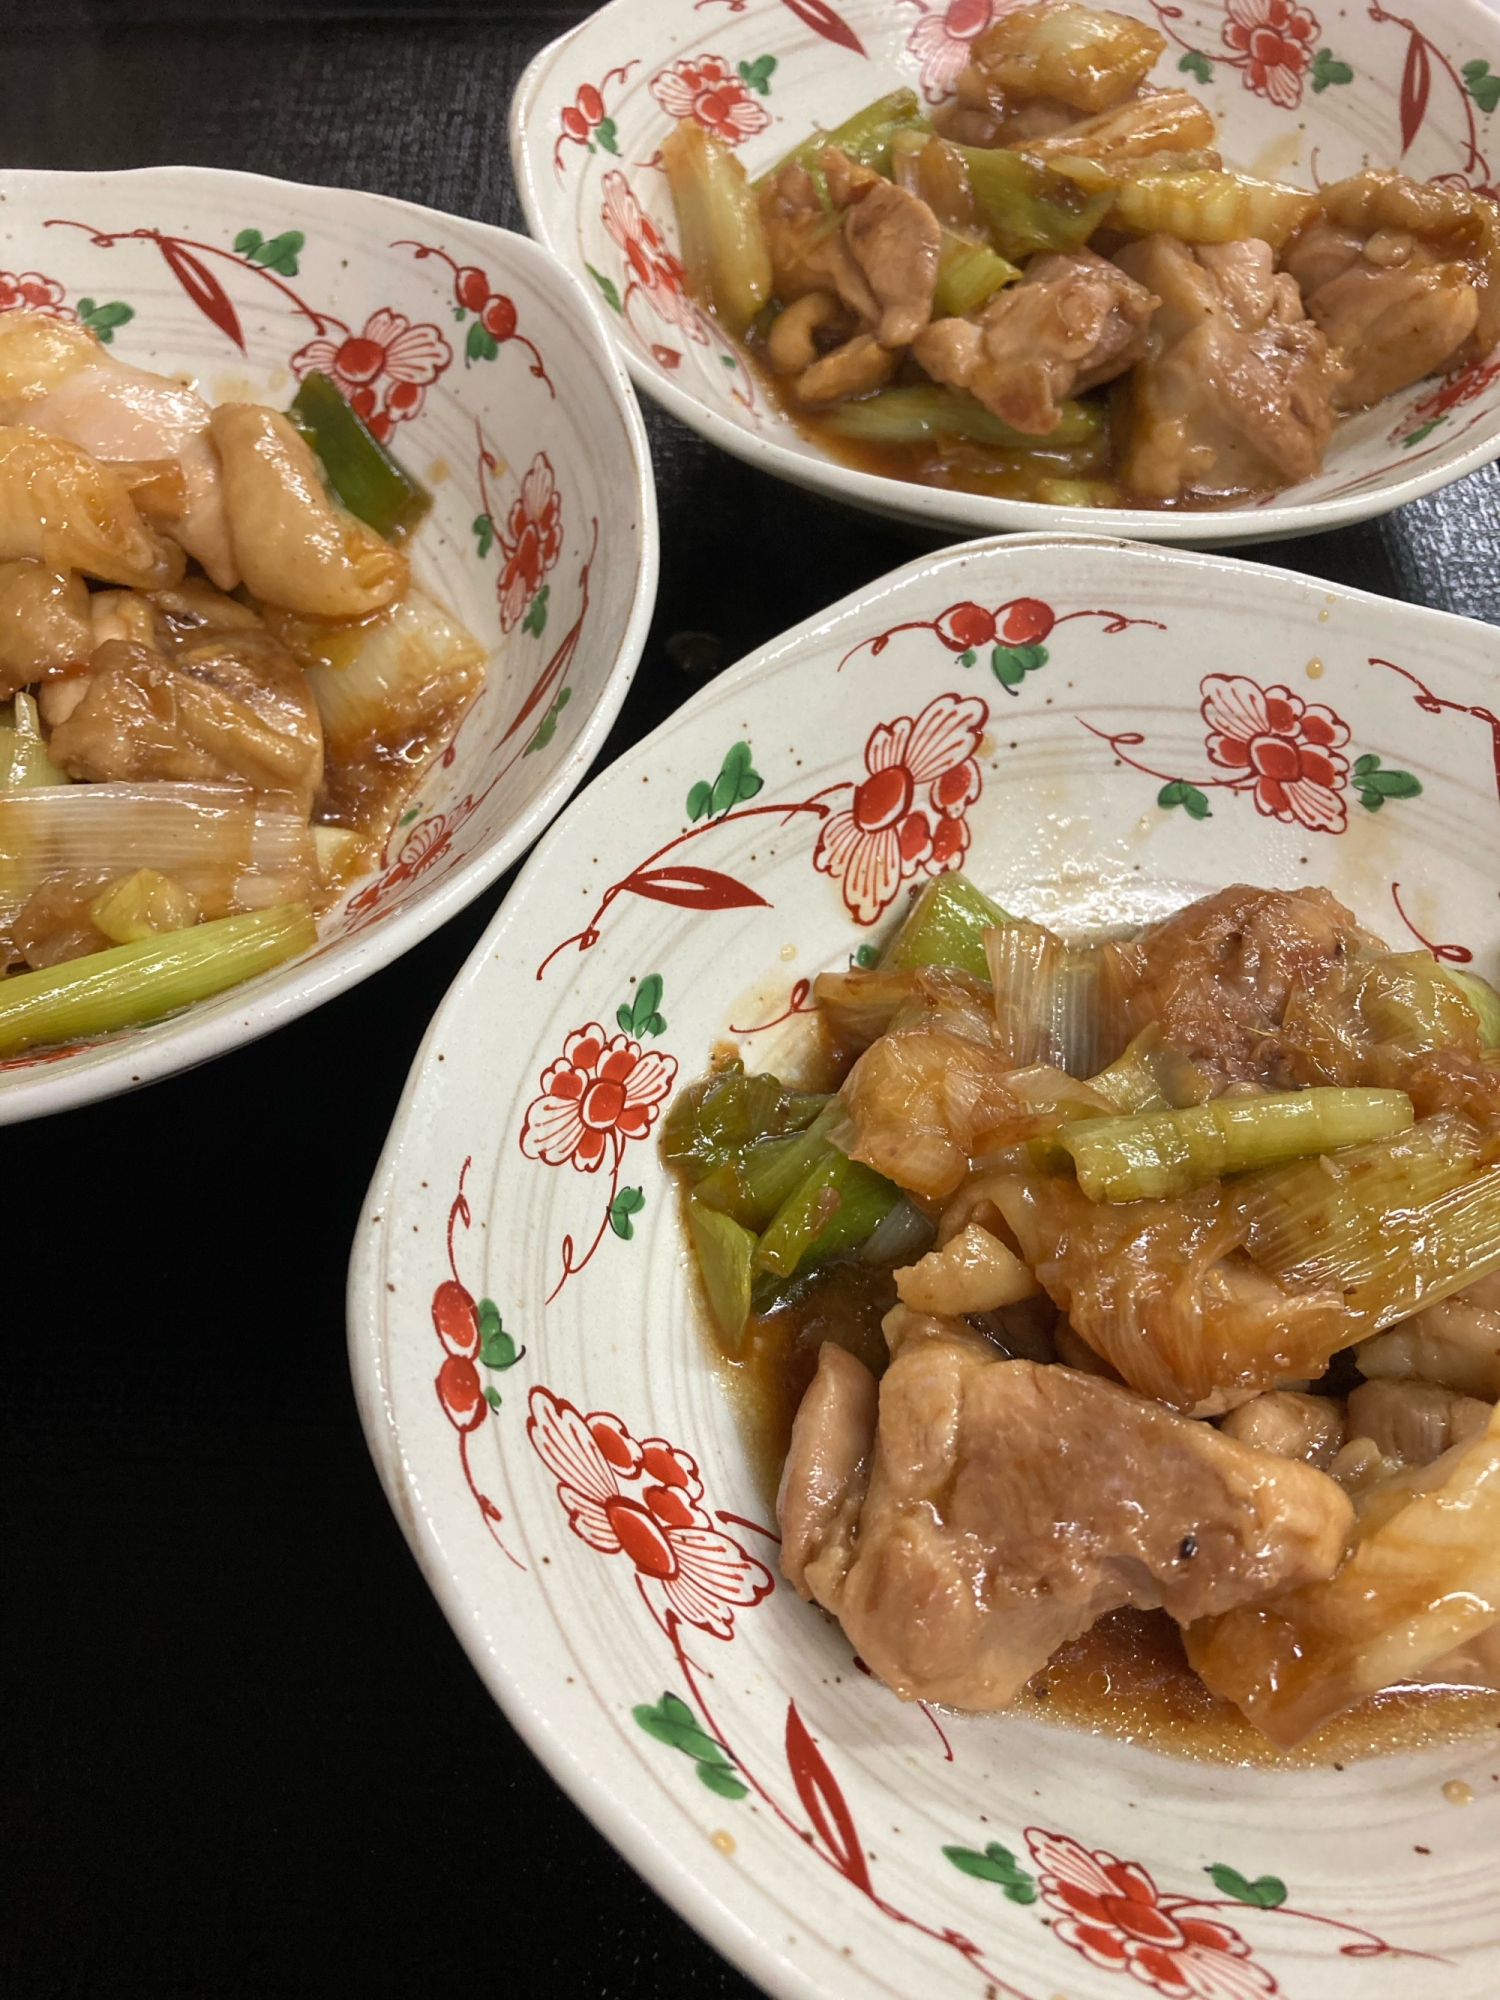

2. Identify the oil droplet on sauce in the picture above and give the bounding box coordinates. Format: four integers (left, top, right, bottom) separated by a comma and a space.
780, 942, 797, 962
1442, 1778, 1475, 1805
711, 1829, 736, 1855
1306, 657, 1325, 679
426, 456, 451, 485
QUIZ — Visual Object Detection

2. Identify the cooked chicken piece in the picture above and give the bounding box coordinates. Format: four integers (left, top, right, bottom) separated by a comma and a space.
1346, 1378, 1493, 1467
1053, 1314, 1123, 1378
757, 162, 842, 301
820, 145, 883, 211
894, 1222, 1039, 1316
783, 1312, 1352, 1708
993, 1168, 1356, 1414
801, 230, 882, 326
913, 249, 1157, 434
778, 1340, 879, 1597
0, 425, 184, 590
1280, 219, 1364, 299
934, 89, 1082, 150
88, 588, 159, 651
794, 332, 897, 406
1103, 883, 1370, 1092
1186, 1404, 1500, 1746
0, 560, 92, 697
1327, 1434, 1404, 1497
1114, 235, 1347, 501
841, 180, 942, 348
210, 405, 406, 620
1355, 1275, 1500, 1401
766, 292, 852, 374
48, 631, 324, 813
1015, 86, 1216, 163
967, 3, 1166, 114
1309, 261, 1478, 411
1219, 1390, 1345, 1470
905, 136, 980, 235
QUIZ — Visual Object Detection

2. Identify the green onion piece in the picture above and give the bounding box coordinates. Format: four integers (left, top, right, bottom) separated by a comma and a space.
1087, 1025, 1213, 1116
958, 145, 1117, 262
822, 383, 1100, 451
0, 902, 316, 1056
0, 692, 68, 790
754, 1151, 901, 1279
662, 120, 772, 333
289, 371, 430, 539
757, 88, 925, 192
661, 1063, 831, 1179
692, 1103, 843, 1231
934, 231, 1021, 318
1061, 1087, 1415, 1203
881, 871, 1013, 982
685, 1197, 757, 1354
1441, 967, 1500, 1049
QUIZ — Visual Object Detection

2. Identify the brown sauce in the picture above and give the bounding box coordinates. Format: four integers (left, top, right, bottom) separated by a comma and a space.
716, 1260, 1500, 1767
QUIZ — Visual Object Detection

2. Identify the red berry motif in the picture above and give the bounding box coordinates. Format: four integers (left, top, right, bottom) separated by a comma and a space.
454, 265, 489, 311
436, 1354, 486, 1432
1001, 597, 1055, 647
936, 601, 997, 651
577, 83, 604, 125
481, 294, 518, 342
431, 1277, 479, 1358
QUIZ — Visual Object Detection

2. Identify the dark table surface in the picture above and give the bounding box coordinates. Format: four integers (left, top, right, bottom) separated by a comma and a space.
2, 7, 1497, 1998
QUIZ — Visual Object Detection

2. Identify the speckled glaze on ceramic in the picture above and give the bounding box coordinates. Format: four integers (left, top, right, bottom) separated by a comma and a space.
350, 534, 1500, 2000
511, 0, 1500, 545
0, 164, 657, 1121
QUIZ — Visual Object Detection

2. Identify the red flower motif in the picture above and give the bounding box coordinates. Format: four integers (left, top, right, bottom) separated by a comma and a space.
601, 170, 705, 343
814, 692, 987, 924
520, 1023, 678, 1173
1028, 1830, 1274, 2000
1400, 351, 1500, 435
904, 0, 998, 102
494, 450, 564, 633
291, 307, 452, 441
1222, 0, 1318, 110
1202, 673, 1348, 833
0, 270, 72, 317
527, 1387, 773, 1638
649, 53, 772, 143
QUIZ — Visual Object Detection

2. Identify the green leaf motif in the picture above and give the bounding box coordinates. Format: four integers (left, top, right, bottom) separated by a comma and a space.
522, 583, 551, 638
472, 512, 495, 559
1310, 48, 1354, 92
617, 972, 667, 1039
1351, 754, 1421, 812
398, 806, 420, 826
233, 229, 263, 256
958, 647, 977, 668
1463, 59, 1500, 115
688, 741, 763, 821
586, 262, 624, 314
76, 297, 134, 343
523, 684, 571, 756
1178, 50, 1213, 84
686, 779, 714, 822
943, 1842, 1038, 1904
1206, 1863, 1287, 1909
609, 1186, 646, 1240
252, 229, 305, 276
991, 642, 1048, 690
596, 116, 620, 154
854, 943, 879, 969
1157, 780, 1212, 820
738, 53, 777, 95
483, 1385, 502, 1410
634, 1693, 746, 1800
466, 318, 500, 364
1401, 418, 1442, 448
477, 1297, 521, 1371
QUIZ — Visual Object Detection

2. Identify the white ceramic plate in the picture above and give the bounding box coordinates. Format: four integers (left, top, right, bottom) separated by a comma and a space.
351, 533, 1500, 2000
0, 165, 657, 1121
511, 0, 1500, 546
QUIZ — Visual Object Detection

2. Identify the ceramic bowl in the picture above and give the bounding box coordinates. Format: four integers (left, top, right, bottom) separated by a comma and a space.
350, 532, 1500, 2000
0, 164, 657, 1122
511, 0, 1500, 547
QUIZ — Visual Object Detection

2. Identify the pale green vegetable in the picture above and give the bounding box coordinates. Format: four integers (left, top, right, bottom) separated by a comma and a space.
823, 384, 1100, 451
758, 89, 924, 193
1111, 166, 1317, 246
754, 1151, 901, 1279
958, 145, 1117, 262
1087, 1025, 1212, 1116
934, 232, 1021, 318
986, 919, 1124, 1078
0, 692, 67, 790
685, 1198, 757, 1354
0, 902, 315, 1055
1061, 1087, 1415, 1202
881, 871, 1013, 982
88, 867, 200, 945
1441, 967, 1500, 1049
662, 120, 772, 334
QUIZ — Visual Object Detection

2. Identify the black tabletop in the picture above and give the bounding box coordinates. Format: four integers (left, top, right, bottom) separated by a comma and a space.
2, 8, 1497, 1999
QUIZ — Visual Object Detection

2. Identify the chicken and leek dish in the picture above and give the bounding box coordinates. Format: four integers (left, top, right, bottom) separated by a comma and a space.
666, 876, 1500, 1752
0, 307, 485, 1055
661, 0, 1500, 509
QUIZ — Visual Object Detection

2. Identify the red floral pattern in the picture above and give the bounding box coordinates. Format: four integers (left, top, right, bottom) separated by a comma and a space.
527, 1387, 773, 1639
291, 307, 451, 440
650, 53, 772, 142
495, 451, 564, 633
902, 0, 999, 102
520, 1023, 677, 1172
814, 692, 987, 924
601, 170, 706, 344
1201, 673, 1349, 833
1028, 1831, 1274, 1999
1221, 0, 1318, 110
0, 270, 71, 317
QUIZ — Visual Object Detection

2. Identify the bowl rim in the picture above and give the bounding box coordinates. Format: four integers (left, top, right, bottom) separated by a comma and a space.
509, 0, 1500, 549
346, 527, 1500, 2000
0, 162, 660, 1126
